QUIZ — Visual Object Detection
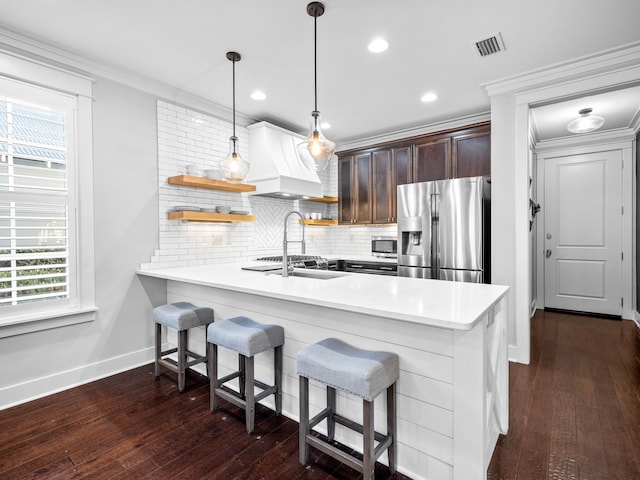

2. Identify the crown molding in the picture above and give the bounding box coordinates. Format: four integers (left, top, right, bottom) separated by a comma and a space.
483, 41, 640, 97
0, 27, 255, 126
533, 127, 635, 153
336, 111, 491, 152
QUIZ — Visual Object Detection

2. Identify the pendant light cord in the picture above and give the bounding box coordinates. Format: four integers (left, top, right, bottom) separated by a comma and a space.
232, 57, 236, 141
313, 13, 318, 113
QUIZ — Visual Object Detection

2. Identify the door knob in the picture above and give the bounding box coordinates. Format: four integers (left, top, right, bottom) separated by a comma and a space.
545, 249, 552, 258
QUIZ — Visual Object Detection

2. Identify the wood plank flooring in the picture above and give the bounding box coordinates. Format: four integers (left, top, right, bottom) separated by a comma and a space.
1, 309, 638, 479
488, 309, 640, 480
0, 365, 408, 479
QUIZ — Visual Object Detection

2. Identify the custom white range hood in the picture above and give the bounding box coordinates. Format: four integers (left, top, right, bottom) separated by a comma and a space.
246, 122, 323, 199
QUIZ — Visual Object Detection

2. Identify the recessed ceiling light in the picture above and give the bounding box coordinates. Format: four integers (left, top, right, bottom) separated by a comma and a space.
320, 122, 331, 129
250, 90, 266, 100
368, 38, 389, 53
421, 92, 438, 103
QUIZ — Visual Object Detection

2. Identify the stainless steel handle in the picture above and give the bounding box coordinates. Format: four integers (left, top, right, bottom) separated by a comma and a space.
545, 249, 552, 258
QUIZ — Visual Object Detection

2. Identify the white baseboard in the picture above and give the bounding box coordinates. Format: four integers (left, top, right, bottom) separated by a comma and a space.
633, 310, 640, 327
508, 344, 530, 365
0, 347, 155, 410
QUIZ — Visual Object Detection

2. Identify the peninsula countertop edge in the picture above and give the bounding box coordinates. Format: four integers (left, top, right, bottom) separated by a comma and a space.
136, 263, 509, 331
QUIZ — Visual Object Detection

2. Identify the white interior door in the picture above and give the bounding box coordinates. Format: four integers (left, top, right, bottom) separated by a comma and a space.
543, 150, 622, 315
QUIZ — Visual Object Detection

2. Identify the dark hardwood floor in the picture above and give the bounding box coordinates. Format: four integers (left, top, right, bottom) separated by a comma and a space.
488, 309, 640, 480
0, 364, 408, 479
1, 309, 638, 479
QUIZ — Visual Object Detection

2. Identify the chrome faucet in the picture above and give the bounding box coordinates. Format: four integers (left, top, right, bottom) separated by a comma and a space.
282, 211, 306, 277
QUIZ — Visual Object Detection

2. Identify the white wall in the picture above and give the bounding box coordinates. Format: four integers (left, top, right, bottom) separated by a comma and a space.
489, 93, 528, 363
0, 77, 165, 408
485, 43, 640, 364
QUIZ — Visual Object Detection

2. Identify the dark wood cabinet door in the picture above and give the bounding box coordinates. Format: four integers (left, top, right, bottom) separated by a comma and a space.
452, 129, 490, 178
338, 155, 354, 224
393, 146, 412, 186
413, 137, 451, 182
392, 146, 412, 222
354, 153, 372, 224
372, 150, 393, 223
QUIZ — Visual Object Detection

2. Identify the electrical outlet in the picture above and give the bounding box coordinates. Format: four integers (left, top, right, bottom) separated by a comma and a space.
211, 234, 223, 246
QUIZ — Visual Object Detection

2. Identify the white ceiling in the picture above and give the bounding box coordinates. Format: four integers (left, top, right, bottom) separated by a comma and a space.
531, 86, 640, 142
1, 0, 640, 144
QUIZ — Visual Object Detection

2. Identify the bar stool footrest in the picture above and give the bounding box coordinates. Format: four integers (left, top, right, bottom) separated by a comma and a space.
333, 413, 387, 443
158, 351, 207, 372
215, 387, 247, 410
218, 371, 241, 385
309, 407, 332, 430
214, 376, 277, 405
306, 434, 364, 472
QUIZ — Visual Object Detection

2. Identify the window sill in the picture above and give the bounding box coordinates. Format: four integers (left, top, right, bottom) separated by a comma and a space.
0, 307, 98, 339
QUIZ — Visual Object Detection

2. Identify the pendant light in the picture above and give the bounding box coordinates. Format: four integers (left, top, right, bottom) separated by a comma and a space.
219, 51, 249, 183
567, 107, 605, 134
296, 2, 336, 172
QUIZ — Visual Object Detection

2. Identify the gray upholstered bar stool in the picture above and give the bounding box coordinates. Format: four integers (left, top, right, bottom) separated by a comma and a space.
154, 302, 214, 392
297, 338, 399, 480
207, 316, 284, 433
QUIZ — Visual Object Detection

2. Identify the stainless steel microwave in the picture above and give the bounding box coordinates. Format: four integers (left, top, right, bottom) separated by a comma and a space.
371, 236, 397, 258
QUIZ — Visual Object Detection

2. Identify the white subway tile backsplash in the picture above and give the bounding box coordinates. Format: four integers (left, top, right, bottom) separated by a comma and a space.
145, 100, 397, 269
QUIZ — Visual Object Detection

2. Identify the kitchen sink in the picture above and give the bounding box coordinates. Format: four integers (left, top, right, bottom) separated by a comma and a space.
268, 269, 347, 280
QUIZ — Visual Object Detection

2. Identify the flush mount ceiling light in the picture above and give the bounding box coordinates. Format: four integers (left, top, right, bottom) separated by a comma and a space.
250, 90, 266, 101
567, 107, 605, 134
296, 1, 336, 172
421, 92, 438, 103
368, 38, 389, 53
219, 51, 250, 183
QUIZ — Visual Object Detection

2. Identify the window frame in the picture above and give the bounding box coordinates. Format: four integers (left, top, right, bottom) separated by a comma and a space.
0, 48, 96, 338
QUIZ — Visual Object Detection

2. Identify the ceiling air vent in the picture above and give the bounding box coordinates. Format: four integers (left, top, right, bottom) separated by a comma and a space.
474, 33, 505, 57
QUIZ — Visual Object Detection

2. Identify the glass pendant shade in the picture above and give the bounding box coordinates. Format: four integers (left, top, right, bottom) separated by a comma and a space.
567, 108, 605, 134
219, 135, 249, 183
298, 2, 335, 172
219, 51, 249, 182
297, 111, 335, 171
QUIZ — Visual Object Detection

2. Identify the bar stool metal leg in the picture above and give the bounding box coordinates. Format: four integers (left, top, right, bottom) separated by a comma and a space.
177, 329, 188, 392
363, 399, 375, 480
239, 354, 246, 399
387, 383, 397, 473
209, 343, 218, 412
299, 376, 310, 465
154, 323, 162, 378
327, 386, 336, 442
245, 355, 255, 433
274, 345, 283, 415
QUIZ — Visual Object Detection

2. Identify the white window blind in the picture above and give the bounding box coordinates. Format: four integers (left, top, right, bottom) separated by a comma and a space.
0, 89, 74, 309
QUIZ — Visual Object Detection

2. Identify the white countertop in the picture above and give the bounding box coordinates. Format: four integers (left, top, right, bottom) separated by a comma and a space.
137, 262, 508, 331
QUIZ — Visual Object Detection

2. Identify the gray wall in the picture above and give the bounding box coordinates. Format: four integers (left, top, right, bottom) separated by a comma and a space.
0, 77, 165, 408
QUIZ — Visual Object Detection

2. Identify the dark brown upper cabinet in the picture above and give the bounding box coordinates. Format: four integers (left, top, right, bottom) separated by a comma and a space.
414, 137, 451, 182
338, 153, 373, 224
452, 127, 491, 178
337, 122, 490, 225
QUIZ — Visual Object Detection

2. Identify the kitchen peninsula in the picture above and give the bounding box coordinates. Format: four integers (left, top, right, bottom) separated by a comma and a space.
137, 263, 508, 480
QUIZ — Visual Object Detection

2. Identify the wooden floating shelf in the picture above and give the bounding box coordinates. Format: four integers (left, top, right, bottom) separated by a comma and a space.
305, 195, 338, 204
168, 211, 256, 223
299, 219, 338, 226
168, 175, 256, 193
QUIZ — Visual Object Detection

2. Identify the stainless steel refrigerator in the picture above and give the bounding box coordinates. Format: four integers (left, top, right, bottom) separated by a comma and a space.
397, 176, 490, 283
